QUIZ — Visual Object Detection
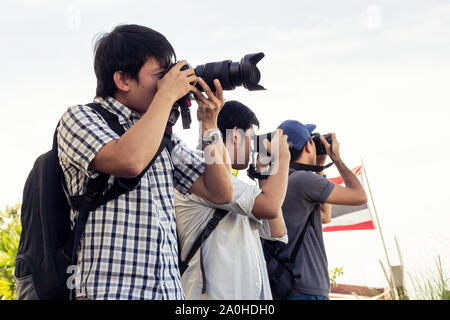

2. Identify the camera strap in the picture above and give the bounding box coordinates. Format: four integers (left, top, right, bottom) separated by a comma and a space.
289, 162, 334, 173
247, 164, 271, 180
179, 208, 229, 294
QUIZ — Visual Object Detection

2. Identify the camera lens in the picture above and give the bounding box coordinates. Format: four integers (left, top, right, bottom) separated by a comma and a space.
195, 60, 234, 90
194, 52, 266, 92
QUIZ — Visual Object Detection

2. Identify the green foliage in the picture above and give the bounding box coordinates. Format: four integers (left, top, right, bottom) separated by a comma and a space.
329, 267, 344, 287
0, 204, 21, 300
406, 255, 449, 300
0, 204, 20, 228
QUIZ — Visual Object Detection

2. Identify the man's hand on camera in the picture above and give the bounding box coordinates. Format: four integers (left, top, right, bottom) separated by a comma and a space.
192, 78, 224, 131
320, 133, 341, 162
263, 129, 290, 163
316, 154, 328, 166
256, 154, 271, 172
156, 60, 197, 104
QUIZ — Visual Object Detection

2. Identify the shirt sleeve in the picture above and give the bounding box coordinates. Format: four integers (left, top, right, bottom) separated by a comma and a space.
57, 104, 120, 177
188, 175, 262, 218
258, 219, 288, 244
170, 133, 206, 195
292, 171, 335, 204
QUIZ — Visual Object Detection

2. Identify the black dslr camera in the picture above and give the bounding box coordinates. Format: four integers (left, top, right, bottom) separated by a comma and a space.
253, 131, 275, 154
248, 131, 276, 181
166, 52, 266, 129
310, 133, 332, 155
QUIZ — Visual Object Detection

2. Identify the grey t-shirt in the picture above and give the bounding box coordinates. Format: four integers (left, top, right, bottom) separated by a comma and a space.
279, 169, 335, 297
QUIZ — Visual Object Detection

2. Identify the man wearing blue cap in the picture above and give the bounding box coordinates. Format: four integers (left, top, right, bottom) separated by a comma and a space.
266, 120, 367, 300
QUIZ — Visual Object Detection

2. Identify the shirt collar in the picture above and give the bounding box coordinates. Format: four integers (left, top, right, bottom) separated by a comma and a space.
93, 96, 141, 125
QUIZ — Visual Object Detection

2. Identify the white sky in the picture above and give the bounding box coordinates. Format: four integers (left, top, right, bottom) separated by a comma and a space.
1, 0, 449, 297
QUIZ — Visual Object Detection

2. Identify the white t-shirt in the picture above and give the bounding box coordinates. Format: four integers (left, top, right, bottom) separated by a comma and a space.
175, 175, 288, 300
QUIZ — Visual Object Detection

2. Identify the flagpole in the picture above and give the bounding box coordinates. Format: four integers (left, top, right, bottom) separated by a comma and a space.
361, 159, 399, 300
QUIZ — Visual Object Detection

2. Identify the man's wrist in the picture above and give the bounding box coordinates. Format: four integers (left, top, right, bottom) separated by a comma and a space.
200, 128, 222, 146
202, 127, 220, 136
154, 89, 176, 107
201, 121, 218, 133
279, 152, 291, 163
256, 163, 270, 172
332, 157, 343, 165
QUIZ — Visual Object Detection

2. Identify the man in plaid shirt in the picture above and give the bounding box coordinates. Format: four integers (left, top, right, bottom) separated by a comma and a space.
56, 24, 233, 300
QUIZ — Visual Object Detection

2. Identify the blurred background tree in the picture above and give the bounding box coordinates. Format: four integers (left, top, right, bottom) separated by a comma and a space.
0, 204, 21, 300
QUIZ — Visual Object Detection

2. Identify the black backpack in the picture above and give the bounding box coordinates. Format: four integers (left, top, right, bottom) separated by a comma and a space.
15, 103, 173, 300
262, 212, 314, 300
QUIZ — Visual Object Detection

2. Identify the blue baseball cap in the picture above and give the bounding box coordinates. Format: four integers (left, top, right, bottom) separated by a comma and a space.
278, 120, 316, 150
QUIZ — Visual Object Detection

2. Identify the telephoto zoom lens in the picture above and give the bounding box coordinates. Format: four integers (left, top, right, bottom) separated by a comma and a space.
194, 52, 266, 91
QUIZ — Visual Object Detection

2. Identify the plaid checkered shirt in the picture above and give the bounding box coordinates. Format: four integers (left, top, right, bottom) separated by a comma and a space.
56, 96, 205, 299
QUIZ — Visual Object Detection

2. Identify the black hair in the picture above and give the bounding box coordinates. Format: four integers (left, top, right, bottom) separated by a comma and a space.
217, 100, 260, 141
289, 146, 303, 162
93, 24, 176, 98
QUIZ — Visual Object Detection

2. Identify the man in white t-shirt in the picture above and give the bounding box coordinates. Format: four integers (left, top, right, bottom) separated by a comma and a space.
175, 100, 290, 299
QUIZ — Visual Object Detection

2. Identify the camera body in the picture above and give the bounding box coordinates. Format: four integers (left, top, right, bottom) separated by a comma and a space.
311, 133, 332, 155
247, 131, 276, 181
253, 131, 275, 154
165, 53, 266, 129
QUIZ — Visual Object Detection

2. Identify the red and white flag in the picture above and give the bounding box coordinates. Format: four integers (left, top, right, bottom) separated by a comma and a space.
322, 165, 376, 232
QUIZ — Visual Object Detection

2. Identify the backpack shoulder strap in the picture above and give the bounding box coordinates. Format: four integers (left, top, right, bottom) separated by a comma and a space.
52, 102, 124, 154
179, 208, 229, 275
86, 102, 125, 136
179, 208, 229, 294
68, 103, 173, 210
63, 102, 123, 211
285, 168, 315, 263
87, 102, 173, 180
263, 170, 315, 277
289, 212, 314, 262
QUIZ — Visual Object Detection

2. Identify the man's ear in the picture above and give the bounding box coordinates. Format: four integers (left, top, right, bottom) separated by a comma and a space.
113, 71, 131, 92
304, 140, 314, 154
233, 126, 239, 145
